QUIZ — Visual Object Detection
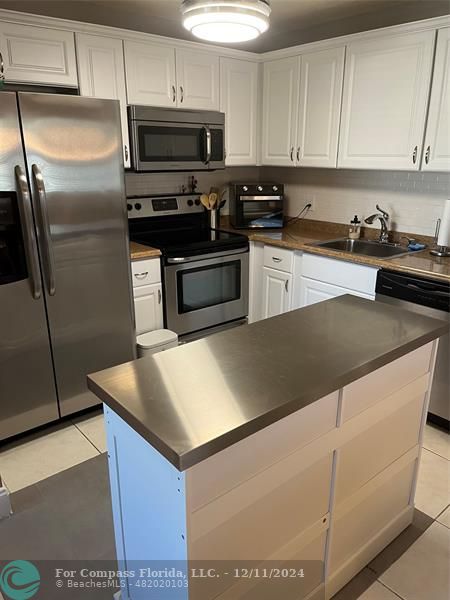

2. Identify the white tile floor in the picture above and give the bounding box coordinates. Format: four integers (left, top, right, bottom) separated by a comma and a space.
0, 409, 105, 492
0, 417, 448, 599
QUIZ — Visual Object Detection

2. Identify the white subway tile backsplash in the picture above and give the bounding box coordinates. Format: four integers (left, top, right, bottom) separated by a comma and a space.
125, 167, 261, 214
264, 167, 450, 236
124, 166, 450, 236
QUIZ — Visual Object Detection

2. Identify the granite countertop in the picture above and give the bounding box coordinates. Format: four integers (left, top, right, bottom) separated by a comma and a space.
87, 295, 448, 471
227, 221, 450, 283
129, 241, 161, 260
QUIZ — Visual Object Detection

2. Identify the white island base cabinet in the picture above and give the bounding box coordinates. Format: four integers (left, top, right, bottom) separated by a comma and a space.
103, 340, 437, 600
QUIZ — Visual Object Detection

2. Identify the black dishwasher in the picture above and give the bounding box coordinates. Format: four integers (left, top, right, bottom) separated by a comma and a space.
376, 270, 449, 430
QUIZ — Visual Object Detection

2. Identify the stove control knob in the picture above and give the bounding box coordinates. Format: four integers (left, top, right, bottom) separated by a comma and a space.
257, 185, 263, 192
187, 199, 194, 207
135, 202, 142, 211
272, 186, 278, 192
127, 203, 133, 211
195, 198, 201, 206
242, 186, 248, 192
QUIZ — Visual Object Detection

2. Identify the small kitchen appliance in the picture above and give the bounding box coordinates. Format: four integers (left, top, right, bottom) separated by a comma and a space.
128, 194, 249, 338
129, 106, 225, 172
229, 182, 284, 229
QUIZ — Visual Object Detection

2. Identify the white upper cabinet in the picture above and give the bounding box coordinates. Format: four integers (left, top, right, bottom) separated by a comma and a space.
124, 40, 176, 107
76, 33, 130, 167
422, 28, 450, 172
338, 30, 435, 171
0, 22, 77, 86
220, 57, 258, 166
262, 56, 299, 166
176, 49, 219, 110
296, 47, 345, 168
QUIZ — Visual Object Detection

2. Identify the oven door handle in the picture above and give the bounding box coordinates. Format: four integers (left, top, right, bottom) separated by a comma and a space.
203, 125, 212, 165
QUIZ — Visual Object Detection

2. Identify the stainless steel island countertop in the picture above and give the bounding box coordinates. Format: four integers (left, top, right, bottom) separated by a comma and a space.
87, 295, 448, 470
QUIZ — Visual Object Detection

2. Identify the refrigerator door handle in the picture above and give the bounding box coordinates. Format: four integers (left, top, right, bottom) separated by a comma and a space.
32, 164, 56, 296
14, 165, 42, 300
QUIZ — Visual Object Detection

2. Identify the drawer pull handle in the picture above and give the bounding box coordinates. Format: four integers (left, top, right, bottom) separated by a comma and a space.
158, 289, 162, 304
134, 272, 149, 279
272, 256, 282, 262
285, 279, 289, 292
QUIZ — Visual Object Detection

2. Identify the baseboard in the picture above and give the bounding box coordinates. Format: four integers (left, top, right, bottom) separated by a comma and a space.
325, 505, 413, 599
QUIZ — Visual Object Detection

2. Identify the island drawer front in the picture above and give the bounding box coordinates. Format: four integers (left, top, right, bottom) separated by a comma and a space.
329, 458, 416, 573
263, 246, 294, 273
187, 392, 338, 511
131, 258, 161, 287
341, 342, 433, 422
335, 394, 424, 504
302, 253, 378, 293
209, 530, 327, 600
189, 455, 333, 562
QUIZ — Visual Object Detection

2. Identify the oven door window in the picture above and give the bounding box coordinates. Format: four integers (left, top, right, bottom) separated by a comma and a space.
177, 261, 241, 313
242, 201, 283, 227
138, 125, 204, 162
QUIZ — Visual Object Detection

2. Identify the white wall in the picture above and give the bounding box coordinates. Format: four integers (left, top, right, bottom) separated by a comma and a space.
264, 167, 450, 237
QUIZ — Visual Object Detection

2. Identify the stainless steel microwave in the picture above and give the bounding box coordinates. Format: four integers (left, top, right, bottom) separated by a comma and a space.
128, 106, 225, 172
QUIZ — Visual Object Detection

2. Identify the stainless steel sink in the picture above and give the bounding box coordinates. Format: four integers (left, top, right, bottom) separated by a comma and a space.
312, 238, 410, 259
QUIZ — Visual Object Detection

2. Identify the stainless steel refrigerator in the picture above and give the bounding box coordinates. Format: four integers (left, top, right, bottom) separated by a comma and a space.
0, 92, 135, 440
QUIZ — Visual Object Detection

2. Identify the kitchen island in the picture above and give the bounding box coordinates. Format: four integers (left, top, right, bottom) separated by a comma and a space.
88, 296, 448, 600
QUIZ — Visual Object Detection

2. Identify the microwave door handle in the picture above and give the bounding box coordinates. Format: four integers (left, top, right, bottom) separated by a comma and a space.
203, 126, 212, 165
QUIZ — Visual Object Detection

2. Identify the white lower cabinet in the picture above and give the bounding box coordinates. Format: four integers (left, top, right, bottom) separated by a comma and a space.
131, 258, 163, 335
299, 277, 374, 307
262, 267, 292, 318
133, 283, 163, 335
299, 254, 378, 307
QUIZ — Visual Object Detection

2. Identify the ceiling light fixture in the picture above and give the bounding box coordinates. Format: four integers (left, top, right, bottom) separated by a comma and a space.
181, 0, 271, 44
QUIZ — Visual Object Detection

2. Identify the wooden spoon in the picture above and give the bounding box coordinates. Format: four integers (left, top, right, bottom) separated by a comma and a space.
200, 194, 210, 210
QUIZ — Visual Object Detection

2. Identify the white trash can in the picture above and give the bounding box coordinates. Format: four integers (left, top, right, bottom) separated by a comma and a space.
137, 329, 178, 358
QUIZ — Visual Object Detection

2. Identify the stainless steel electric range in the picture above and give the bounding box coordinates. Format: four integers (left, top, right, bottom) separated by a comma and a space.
128, 194, 249, 339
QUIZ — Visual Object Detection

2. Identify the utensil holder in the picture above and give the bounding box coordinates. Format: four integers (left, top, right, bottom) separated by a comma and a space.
208, 209, 220, 229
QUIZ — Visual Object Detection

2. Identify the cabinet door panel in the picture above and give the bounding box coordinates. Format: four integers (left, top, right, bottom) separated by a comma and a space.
0, 22, 77, 86
76, 34, 130, 167
220, 58, 258, 166
133, 283, 163, 335
299, 277, 374, 308
262, 57, 299, 166
262, 267, 292, 318
176, 50, 219, 110
338, 31, 435, 170
423, 27, 450, 172
125, 41, 176, 107
297, 47, 345, 168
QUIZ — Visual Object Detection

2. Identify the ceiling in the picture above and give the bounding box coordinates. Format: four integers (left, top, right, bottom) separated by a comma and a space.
0, 0, 449, 52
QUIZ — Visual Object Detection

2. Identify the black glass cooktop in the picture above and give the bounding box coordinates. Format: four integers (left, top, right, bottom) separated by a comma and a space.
132, 227, 248, 259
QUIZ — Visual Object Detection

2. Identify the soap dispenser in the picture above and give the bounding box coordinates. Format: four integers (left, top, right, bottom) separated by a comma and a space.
349, 215, 361, 240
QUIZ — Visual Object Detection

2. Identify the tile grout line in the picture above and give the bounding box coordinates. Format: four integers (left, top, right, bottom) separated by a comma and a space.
72, 421, 102, 455
422, 445, 450, 462
376, 578, 408, 600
